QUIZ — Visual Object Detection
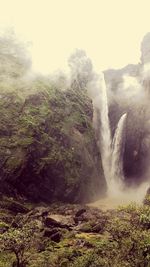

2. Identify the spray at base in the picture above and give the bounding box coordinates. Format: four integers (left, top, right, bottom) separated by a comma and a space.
87, 72, 149, 203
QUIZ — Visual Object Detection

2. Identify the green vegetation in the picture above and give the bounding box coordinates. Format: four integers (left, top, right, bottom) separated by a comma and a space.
0, 32, 105, 204
0, 83, 105, 203
0, 199, 150, 266
0, 222, 38, 267
0, 30, 150, 267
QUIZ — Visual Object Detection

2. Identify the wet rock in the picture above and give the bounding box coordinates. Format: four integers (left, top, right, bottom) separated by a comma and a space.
44, 217, 61, 228
75, 239, 85, 248
75, 222, 92, 233
92, 223, 104, 233
75, 208, 86, 217
50, 232, 62, 242
41, 210, 49, 217
73, 214, 89, 224
27, 207, 50, 219
83, 240, 95, 248
11, 221, 19, 228
73, 209, 95, 224
43, 228, 58, 237
5, 201, 29, 214
44, 214, 73, 230
0, 225, 9, 234
73, 217, 79, 224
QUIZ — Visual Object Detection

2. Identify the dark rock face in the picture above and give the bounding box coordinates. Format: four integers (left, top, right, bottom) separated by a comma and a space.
123, 103, 150, 182
43, 228, 59, 237
0, 225, 9, 234
6, 201, 29, 214
104, 33, 150, 184
108, 89, 150, 183
43, 228, 63, 243
0, 198, 29, 215
0, 86, 106, 203
50, 232, 62, 242
75, 208, 86, 217
44, 217, 62, 228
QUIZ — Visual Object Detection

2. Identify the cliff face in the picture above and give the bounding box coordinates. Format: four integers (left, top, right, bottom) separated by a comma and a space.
103, 33, 150, 183
0, 83, 105, 203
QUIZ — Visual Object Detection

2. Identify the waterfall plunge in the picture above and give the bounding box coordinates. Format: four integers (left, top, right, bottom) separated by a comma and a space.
109, 113, 127, 196
111, 113, 127, 181
87, 72, 149, 206
98, 75, 112, 186
88, 73, 127, 196
99, 75, 127, 195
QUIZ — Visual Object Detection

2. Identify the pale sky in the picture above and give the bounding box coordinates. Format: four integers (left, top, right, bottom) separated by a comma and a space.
0, 0, 150, 74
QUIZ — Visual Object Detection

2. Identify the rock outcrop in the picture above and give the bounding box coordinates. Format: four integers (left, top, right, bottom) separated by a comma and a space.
0, 84, 106, 203
103, 33, 150, 183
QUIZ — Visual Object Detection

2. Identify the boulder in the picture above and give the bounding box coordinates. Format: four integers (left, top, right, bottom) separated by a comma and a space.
44, 217, 61, 228
75, 208, 86, 217
43, 228, 59, 237
44, 215, 73, 230
50, 232, 62, 243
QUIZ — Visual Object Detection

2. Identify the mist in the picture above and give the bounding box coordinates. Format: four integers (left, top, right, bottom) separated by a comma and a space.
1, 2, 150, 266
67, 33, 150, 207
0, 27, 150, 209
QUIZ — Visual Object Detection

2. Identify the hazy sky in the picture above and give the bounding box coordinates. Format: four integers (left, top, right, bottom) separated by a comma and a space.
1, 0, 150, 74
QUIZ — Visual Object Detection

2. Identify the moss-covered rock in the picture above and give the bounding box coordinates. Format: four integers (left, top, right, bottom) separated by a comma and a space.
0, 81, 105, 203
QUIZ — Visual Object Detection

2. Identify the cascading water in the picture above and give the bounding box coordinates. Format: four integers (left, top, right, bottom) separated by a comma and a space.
109, 113, 127, 195
98, 74, 112, 186
87, 71, 149, 206
111, 113, 127, 182
89, 73, 127, 195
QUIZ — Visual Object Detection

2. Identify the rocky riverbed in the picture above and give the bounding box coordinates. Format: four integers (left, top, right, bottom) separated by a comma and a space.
0, 195, 150, 266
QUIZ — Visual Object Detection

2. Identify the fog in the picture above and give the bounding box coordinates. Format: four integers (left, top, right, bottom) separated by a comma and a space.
0, 0, 150, 74
88, 181, 149, 210
1, 0, 150, 207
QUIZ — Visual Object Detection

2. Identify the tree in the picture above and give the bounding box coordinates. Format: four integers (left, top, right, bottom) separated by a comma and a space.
68, 49, 94, 90
0, 29, 31, 85
0, 222, 38, 267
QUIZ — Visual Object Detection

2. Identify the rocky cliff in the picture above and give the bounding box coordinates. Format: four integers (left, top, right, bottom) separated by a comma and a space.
104, 32, 150, 183
0, 81, 105, 203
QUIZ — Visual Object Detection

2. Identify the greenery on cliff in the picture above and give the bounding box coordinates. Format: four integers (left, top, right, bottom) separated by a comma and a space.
0, 30, 150, 267
0, 33, 105, 203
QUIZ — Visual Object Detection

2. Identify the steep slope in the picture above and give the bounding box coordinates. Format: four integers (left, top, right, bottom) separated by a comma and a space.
0, 80, 106, 203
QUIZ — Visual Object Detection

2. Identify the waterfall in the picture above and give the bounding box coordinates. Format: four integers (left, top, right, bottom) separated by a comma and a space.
93, 74, 127, 195
98, 74, 112, 186
108, 113, 127, 195
98, 76, 127, 195
111, 113, 127, 182
87, 72, 127, 195
87, 71, 149, 205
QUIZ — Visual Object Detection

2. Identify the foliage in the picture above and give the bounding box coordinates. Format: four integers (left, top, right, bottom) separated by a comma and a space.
0, 202, 150, 266
0, 30, 31, 81
0, 222, 38, 267
0, 73, 103, 203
